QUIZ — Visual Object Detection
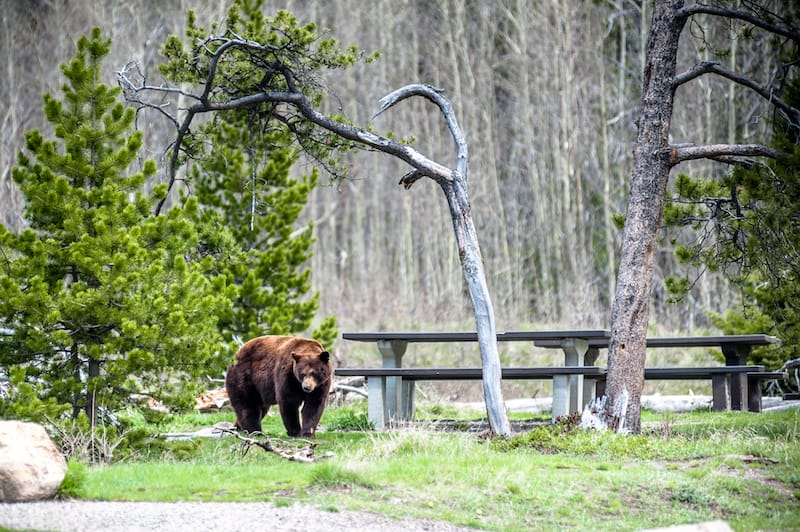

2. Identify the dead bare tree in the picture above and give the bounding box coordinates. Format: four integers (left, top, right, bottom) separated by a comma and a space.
118, 17, 512, 436
606, 0, 799, 433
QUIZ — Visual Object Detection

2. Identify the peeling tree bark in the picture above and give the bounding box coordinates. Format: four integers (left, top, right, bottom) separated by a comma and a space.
606, 0, 687, 434
605, 0, 798, 433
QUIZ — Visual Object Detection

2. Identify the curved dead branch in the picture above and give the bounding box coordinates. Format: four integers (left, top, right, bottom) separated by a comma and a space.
374, 84, 468, 181
119, 50, 454, 212
681, 4, 800, 43
673, 61, 800, 128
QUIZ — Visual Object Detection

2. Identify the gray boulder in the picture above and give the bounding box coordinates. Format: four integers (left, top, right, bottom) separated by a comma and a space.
0, 420, 67, 502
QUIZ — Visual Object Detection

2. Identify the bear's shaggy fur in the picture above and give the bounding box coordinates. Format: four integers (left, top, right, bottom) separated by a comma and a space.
225, 335, 332, 438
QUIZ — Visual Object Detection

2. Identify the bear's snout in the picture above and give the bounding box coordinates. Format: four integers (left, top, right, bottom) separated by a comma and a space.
301, 377, 317, 392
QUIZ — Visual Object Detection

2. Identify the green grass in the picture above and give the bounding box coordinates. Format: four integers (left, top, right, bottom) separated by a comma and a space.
62, 404, 800, 532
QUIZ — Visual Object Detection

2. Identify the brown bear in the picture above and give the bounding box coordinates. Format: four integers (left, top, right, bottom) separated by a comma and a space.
225, 335, 332, 438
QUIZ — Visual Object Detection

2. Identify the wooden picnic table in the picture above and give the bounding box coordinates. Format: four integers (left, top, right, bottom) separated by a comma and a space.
534, 333, 780, 410
341, 330, 610, 422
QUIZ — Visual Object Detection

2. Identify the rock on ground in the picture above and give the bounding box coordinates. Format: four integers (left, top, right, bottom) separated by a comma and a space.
0, 420, 66, 502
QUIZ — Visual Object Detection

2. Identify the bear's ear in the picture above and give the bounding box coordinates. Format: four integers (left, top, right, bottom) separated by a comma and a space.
292, 353, 301, 362
319, 351, 330, 363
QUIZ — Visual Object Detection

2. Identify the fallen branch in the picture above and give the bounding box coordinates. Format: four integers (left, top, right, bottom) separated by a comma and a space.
217, 427, 334, 463
334, 383, 368, 398
781, 357, 800, 392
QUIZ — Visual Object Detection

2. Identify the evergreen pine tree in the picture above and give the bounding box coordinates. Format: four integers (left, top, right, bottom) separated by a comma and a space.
0, 29, 235, 422
191, 116, 335, 342
664, 72, 800, 370
162, 0, 337, 346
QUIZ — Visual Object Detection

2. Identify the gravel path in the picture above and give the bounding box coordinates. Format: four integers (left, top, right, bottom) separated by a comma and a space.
0, 500, 478, 532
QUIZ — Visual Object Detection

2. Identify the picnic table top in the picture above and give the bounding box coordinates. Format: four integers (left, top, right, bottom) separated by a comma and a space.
533, 334, 780, 347
342, 331, 779, 347
341, 330, 611, 343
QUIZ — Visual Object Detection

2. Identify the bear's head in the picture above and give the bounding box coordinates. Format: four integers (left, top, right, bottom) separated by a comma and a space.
292, 350, 331, 393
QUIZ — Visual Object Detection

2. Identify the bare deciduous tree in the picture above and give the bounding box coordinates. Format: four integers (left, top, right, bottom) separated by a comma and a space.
118, 21, 512, 435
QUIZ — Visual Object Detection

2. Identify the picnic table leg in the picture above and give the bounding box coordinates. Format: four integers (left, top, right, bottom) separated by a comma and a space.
367, 376, 388, 430
377, 340, 411, 421
556, 338, 589, 417
720, 343, 751, 411
552, 374, 569, 422
583, 347, 600, 408
711, 374, 731, 411
747, 373, 764, 413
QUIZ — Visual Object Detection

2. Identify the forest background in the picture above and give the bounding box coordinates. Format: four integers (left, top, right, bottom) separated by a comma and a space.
0, 1, 774, 351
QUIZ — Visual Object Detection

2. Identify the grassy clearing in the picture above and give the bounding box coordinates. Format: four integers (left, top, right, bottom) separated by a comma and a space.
61, 403, 800, 531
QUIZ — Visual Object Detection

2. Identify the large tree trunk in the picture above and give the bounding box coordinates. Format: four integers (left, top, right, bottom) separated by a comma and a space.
606, 0, 687, 433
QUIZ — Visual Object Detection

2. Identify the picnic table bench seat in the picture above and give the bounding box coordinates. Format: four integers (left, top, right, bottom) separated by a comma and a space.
334, 365, 608, 430
334, 366, 607, 380
641, 366, 785, 413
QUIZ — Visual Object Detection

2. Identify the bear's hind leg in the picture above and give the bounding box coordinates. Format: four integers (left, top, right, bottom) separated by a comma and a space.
235, 404, 265, 434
